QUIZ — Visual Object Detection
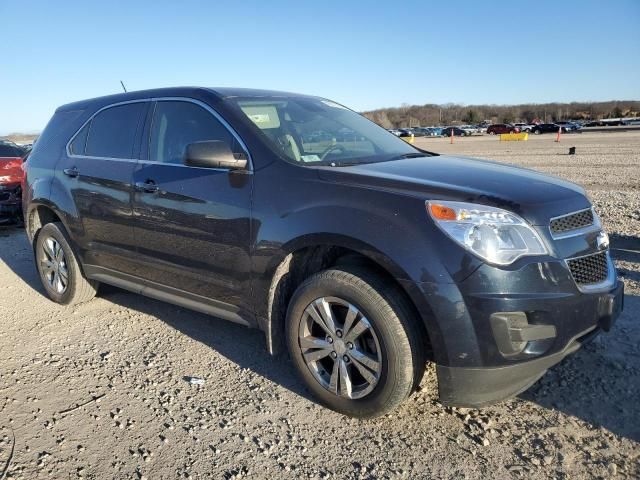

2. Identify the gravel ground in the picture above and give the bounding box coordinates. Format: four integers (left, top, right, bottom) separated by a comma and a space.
1, 130, 638, 479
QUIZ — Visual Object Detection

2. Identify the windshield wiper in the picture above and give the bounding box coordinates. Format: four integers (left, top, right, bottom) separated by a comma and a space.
324, 153, 428, 167
387, 152, 427, 161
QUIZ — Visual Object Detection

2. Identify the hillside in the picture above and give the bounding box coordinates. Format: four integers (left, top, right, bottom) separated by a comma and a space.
363, 100, 640, 128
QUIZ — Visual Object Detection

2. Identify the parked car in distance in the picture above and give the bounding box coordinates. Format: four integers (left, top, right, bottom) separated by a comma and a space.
514, 123, 534, 132
0, 142, 27, 224
486, 124, 520, 135
459, 125, 480, 135
397, 128, 414, 138
24, 87, 623, 418
584, 121, 605, 127
531, 123, 568, 134
411, 127, 434, 137
555, 121, 581, 131
441, 126, 467, 137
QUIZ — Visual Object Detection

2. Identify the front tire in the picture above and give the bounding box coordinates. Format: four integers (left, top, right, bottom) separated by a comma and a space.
285, 267, 425, 418
34, 222, 98, 305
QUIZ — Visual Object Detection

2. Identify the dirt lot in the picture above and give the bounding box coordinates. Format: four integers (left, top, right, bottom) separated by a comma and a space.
1, 131, 639, 479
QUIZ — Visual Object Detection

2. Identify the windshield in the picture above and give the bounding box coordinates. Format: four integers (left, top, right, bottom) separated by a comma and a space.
227, 96, 425, 166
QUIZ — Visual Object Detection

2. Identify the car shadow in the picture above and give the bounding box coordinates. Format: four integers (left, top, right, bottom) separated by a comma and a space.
97, 283, 317, 404
517, 293, 640, 442
610, 234, 640, 283
1, 226, 639, 441
0, 224, 48, 298
0, 224, 315, 404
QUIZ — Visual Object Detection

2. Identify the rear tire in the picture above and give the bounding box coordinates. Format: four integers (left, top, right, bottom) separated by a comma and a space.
34, 222, 98, 305
285, 267, 425, 418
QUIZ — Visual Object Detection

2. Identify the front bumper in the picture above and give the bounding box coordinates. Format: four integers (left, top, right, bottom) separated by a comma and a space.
437, 280, 623, 407
404, 257, 624, 408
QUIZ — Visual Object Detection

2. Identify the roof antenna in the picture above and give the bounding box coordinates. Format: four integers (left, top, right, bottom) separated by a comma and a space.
120, 80, 127, 93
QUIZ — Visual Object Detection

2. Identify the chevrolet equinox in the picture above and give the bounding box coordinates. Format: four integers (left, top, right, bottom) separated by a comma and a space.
23, 87, 624, 417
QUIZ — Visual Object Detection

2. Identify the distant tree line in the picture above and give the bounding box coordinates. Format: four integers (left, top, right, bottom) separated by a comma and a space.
362, 100, 640, 128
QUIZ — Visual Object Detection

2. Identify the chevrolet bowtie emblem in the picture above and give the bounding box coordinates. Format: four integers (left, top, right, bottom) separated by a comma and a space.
596, 231, 610, 250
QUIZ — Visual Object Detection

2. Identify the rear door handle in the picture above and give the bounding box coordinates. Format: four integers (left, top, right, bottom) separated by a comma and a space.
135, 180, 159, 193
63, 167, 79, 178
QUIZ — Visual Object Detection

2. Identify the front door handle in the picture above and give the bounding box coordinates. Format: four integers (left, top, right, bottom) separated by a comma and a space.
63, 167, 79, 178
135, 180, 159, 193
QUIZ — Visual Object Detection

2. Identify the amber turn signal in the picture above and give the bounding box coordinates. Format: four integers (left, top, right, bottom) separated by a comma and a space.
429, 203, 457, 221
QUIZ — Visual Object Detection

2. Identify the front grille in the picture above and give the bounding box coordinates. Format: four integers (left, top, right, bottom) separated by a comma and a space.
567, 251, 609, 285
0, 192, 9, 202
550, 209, 594, 235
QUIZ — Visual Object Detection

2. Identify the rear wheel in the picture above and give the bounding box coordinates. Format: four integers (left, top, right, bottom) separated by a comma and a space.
35, 222, 98, 305
286, 267, 425, 418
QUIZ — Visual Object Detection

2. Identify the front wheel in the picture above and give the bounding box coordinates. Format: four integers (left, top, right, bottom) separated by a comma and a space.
286, 267, 425, 418
534, 129, 541, 134
34, 222, 98, 305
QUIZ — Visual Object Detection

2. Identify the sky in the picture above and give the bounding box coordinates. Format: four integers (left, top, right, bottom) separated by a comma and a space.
1, 0, 639, 134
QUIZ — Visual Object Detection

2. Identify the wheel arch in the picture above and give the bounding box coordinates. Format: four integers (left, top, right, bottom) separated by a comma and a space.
27, 201, 66, 244
262, 233, 438, 359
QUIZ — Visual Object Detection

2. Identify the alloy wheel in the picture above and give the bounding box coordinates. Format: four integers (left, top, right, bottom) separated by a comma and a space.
39, 237, 68, 294
298, 297, 382, 399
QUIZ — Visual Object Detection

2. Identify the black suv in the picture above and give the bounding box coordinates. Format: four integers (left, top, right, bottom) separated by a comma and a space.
532, 123, 567, 134
24, 88, 623, 417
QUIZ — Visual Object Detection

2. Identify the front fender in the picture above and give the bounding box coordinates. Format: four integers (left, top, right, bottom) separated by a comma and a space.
251, 162, 467, 360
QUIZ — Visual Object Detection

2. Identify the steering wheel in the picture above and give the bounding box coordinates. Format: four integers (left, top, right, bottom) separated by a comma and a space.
320, 143, 346, 160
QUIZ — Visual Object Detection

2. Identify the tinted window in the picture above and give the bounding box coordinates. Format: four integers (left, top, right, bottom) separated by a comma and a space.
149, 101, 235, 165
69, 122, 90, 155
86, 103, 145, 159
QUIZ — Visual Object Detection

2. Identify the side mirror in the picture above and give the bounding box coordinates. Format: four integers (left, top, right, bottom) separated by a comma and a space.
184, 140, 248, 170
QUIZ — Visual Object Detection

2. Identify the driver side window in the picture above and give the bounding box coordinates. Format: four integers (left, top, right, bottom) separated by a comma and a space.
149, 101, 236, 165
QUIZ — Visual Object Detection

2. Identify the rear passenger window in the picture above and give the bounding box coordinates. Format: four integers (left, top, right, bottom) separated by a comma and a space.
69, 122, 90, 155
149, 101, 235, 165
86, 103, 145, 159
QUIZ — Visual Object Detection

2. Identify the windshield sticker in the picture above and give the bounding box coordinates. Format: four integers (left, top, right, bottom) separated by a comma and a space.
248, 113, 271, 124
301, 154, 321, 162
240, 104, 281, 129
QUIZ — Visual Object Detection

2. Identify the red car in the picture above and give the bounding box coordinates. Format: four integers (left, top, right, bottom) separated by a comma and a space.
0, 142, 27, 224
486, 124, 520, 135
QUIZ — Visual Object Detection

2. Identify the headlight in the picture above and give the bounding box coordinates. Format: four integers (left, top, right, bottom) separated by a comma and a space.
427, 201, 548, 265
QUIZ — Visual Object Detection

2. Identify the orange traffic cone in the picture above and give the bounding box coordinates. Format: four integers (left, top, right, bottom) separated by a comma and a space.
555, 126, 561, 142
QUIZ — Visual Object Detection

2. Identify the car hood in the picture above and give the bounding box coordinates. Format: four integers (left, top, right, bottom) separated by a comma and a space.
316, 155, 590, 226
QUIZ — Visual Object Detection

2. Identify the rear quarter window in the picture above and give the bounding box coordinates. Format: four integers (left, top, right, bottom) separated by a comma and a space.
69, 123, 90, 156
